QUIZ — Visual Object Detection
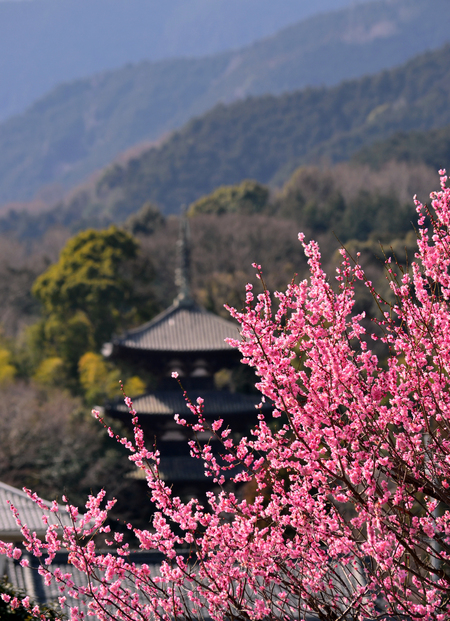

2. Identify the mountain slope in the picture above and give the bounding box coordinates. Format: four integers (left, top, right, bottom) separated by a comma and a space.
0, 0, 449, 204
352, 126, 450, 172
10, 43, 448, 237
0, 0, 358, 122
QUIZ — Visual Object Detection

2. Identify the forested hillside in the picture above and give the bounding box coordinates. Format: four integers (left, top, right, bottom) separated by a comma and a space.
0, 0, 448, 204
4, 43, 447, 238
352, 124, 450, 171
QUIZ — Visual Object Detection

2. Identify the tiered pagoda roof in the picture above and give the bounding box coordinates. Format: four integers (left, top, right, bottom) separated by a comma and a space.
104, 214, 267, 485
114, 389, 260, 417
104, 214, 240, 367
110, 300, 239, 355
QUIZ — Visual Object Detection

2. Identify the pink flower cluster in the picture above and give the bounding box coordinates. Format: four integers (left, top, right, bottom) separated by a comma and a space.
2, 172, 450, 619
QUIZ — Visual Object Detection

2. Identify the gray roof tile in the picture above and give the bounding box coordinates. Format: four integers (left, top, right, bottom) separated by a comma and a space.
158, 456, 210, 481
4, 551, 166, 616
113, 303, 240, 353
0, 481, 72, 542
113, 390, 263, 417
4, 552, 321, 620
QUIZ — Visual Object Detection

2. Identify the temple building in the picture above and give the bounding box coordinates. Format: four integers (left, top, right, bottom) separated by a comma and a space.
0, 218, 267, 608
103, 217, 265, 496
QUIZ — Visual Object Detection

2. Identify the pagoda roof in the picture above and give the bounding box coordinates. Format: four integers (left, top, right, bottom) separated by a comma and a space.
111, 301, 240, 354
151, 456, 206, 482
128, 455, 243, 482
110, 389, 265, 417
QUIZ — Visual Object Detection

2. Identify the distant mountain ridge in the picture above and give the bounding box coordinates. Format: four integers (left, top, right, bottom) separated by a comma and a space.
0, 0, 449, 205
0, 0, 368, 122
4, 43, 450, 240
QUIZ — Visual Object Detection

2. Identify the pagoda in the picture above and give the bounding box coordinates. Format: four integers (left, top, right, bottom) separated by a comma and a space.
104, 217, 264, 497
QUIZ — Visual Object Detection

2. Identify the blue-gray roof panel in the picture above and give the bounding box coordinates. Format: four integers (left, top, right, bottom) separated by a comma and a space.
113, 304, 240, 353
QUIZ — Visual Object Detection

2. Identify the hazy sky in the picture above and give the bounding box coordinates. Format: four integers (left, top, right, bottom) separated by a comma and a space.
0, 0, 373, 120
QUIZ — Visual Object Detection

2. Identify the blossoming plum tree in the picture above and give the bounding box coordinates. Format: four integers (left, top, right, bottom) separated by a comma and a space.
2, 172, 450, 620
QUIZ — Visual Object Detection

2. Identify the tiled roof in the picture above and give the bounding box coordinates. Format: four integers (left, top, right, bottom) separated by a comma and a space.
112, 390, 264, 417
112, 302, 240, 353
159, 456, 213, 481
126, 456, 209, 482
0, 481, 72, 542
3, 551, 167, 616
3, 552, 321, 620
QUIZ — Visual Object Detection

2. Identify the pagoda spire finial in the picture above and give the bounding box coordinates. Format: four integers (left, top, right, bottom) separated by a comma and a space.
174, 207, 194, 307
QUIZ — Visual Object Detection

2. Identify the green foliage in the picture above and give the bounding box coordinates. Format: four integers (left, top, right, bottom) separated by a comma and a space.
338, 190, 413, 242
51, 311, 95, 364
0, 159, 429, 364
32, 226, 138, 347
272, 166, 416, 243
124, 202, 166, 236
0, 577, 60, 620
78, 351, 119, 404
29, 226, 156, 395
33, 356, 66, 388
352, 124, 450, 171
188, 180, 269, 217
123, 375, 146, 398
26, 312, 96, 383
78, 352, 145, 404
71, 44, 450, 217
31, 226, 150, 363
274, 167, 346, 232
126, 158, 430, 324
0, 348, 16, 385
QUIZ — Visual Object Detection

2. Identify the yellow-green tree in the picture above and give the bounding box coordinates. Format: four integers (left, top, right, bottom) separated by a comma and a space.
33, 227, 139, 347
0, 347, 16, 385
78, 352, 145, 404
31, 226, 154, 393
188, 180, 269, 217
